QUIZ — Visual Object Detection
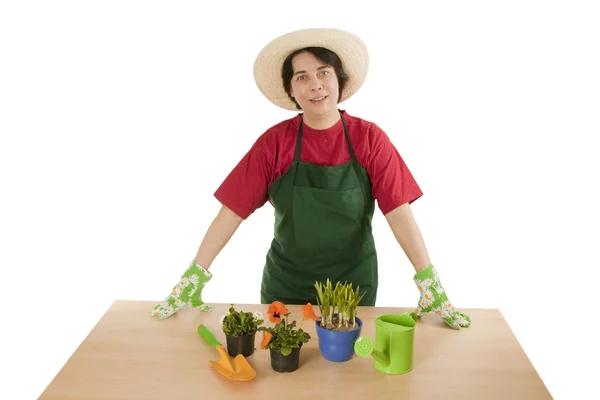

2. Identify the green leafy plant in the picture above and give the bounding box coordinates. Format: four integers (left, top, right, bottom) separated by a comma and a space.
258, 301, 311, 356
220, 304, 264, 336
314, 279, 365, 331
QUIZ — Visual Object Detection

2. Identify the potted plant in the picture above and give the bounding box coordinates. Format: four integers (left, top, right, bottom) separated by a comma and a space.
220, 304, 264, 357
311, 279, 366, 362
258, 301, 311, 373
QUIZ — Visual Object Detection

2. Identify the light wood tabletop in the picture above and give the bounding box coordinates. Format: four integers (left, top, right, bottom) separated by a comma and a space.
38, 300, 552, 399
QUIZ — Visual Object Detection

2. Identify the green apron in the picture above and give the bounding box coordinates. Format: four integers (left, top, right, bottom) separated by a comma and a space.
260, 111, 378, 306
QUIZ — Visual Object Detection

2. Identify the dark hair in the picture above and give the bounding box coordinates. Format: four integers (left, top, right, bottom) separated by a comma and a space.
281, 47, 349, 110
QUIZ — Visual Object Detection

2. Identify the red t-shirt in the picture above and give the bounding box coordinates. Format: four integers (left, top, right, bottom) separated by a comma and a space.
214, 110, 423, 220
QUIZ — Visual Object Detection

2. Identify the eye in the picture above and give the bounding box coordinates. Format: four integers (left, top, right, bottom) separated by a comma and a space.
297, 75, 306, 81
320, 70, 329, 76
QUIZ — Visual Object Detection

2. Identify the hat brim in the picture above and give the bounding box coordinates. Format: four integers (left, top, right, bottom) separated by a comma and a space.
253, 28, 369, 111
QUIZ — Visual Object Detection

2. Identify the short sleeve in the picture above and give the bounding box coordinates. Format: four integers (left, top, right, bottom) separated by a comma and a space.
367, 124, 424, 215
213, 141, 272, 220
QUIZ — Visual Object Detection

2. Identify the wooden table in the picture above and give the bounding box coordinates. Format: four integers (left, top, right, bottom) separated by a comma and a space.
38, 300, 552, 399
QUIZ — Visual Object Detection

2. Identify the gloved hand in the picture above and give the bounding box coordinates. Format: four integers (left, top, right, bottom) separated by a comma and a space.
151, 260, 212, 320
410, 264, 471, 329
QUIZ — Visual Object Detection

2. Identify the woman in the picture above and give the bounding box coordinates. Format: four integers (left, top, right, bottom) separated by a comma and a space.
152, 28, 471, 329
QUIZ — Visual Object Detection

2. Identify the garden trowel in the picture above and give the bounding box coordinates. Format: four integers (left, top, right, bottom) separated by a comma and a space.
197, 324, 256, 381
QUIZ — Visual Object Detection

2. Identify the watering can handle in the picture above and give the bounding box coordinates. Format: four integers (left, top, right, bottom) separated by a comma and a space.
198, 324, 221, 349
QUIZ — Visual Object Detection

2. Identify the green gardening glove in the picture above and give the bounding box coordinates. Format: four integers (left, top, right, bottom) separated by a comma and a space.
410, 264, 471, 329
151, 260, 212, 320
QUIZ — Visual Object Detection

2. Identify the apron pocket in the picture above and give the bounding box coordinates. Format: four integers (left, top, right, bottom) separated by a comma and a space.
292, 186, 366, 250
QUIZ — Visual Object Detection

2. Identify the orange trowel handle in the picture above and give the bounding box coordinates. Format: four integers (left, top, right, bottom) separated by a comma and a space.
198, 324, 221, 349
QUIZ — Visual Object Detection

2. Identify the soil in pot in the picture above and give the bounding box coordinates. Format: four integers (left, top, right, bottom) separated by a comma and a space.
317, 315, 362, 331
269, 344, 302, 373
225, 331, 256, 358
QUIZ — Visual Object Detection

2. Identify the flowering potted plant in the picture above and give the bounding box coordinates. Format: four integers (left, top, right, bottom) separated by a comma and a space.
220, 304, 264, 357
258, 301, 311, 373
311, 279, 366, 362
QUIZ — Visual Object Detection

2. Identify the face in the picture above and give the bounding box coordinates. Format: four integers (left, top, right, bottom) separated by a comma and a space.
289, 52, 339, 116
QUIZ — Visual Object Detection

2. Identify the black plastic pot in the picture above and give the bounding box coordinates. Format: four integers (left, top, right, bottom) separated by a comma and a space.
269, 344, 302, 373
225, 331, 256, 357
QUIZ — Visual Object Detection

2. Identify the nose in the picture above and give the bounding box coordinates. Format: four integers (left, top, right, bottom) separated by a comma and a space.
311, 80, 323, 91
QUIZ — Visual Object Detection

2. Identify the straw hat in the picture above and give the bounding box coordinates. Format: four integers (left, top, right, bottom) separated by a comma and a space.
253, 28, 369, 111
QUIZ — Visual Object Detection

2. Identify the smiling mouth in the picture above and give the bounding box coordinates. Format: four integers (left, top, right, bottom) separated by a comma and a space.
310, 96, 328, 102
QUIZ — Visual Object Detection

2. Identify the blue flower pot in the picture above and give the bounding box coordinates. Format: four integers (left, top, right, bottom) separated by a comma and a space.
315, 314, 363, 362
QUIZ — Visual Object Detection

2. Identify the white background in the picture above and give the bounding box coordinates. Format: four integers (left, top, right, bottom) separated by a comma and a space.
1, 1, 599, 399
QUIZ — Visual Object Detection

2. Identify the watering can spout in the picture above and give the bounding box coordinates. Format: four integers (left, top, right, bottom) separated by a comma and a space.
355, 336, 390, 367
370, 348, 390, 368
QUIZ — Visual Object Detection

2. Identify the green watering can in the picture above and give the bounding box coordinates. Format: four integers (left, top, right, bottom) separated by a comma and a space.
354, 312, 416, 374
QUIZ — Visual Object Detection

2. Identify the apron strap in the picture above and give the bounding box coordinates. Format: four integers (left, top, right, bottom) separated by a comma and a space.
293, 111, 357, 163
294, 116, 304, 162
340, 112, 357, 163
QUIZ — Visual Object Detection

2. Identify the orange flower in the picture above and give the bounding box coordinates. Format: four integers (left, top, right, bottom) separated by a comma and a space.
260, 331, 273, 349
302, 303, 320, 321
267, 301, 288, 324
